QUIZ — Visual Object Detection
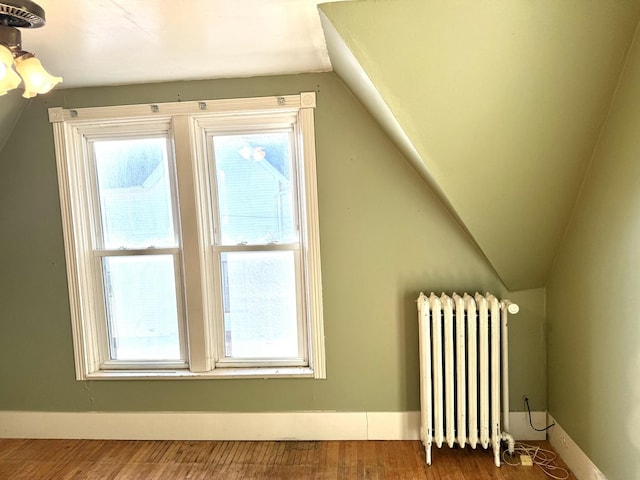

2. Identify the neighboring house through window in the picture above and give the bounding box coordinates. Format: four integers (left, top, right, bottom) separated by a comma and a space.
50, 93, 325, 379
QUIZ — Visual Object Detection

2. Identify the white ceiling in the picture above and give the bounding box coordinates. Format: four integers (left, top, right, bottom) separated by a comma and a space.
24, 0, 335, 88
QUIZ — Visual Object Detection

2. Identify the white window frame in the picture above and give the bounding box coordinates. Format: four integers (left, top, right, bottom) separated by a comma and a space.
50, 93, 325, 380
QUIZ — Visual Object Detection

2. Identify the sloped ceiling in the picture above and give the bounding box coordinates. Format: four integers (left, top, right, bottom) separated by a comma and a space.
321, 0, 640, 290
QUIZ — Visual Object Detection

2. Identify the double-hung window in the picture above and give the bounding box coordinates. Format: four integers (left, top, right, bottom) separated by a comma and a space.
50, 93, 325, 379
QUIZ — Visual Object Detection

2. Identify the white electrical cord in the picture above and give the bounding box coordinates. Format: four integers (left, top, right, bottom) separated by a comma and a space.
502, 442, 570, 479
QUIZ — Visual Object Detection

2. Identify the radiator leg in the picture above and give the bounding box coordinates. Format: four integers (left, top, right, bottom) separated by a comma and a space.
493, 443, 501, 467
426, 442, 432, 465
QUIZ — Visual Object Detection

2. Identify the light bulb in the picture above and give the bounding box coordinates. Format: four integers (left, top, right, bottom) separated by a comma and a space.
14, 54, 62, 98
0, 45, 21, 96
0, 44, 13, 71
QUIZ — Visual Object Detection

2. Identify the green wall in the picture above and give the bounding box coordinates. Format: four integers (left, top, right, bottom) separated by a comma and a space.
0, 72, 542, 412
0, 91, 27, 153
321, 0, 640, 291
505, 288, 547, 412
547, 26, 640, 480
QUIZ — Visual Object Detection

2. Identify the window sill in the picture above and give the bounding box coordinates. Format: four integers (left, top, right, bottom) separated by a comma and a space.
83, 366, 316, 380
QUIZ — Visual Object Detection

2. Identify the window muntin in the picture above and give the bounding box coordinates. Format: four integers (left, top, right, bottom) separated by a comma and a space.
50, 93, 324, 379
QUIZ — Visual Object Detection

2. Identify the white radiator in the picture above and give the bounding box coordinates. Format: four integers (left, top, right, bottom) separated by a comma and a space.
417, 292, 519, 467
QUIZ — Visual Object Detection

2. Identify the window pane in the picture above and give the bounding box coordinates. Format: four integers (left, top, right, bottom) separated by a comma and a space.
103, 255, 182, 361
212, 132, 296, 245
94, 138, 177, 249
222, 251, 299, 359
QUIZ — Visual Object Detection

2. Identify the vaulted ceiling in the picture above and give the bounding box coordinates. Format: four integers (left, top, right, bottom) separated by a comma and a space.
2, 0, 639, 291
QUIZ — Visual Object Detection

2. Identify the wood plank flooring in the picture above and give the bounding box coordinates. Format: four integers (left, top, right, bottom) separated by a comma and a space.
0, 439, 576, 479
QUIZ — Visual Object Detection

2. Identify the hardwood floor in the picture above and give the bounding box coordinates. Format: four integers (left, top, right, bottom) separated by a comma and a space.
0, 439, 576, 479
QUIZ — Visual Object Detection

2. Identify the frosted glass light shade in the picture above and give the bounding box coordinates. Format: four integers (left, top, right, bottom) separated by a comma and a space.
0, 45, 20, 96
14, 54, 62, 98
0, 44, 13, 69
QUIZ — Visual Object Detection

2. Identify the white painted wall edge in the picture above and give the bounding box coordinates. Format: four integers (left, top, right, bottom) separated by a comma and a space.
547, 414, 607, 480
0, 411, 546, 442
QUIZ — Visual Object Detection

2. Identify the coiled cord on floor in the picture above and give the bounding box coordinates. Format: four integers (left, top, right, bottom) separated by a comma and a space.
502, 442, 569, 480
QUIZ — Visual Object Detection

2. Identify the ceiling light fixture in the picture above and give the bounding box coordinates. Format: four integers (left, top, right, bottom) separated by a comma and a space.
0, 0, 61, 98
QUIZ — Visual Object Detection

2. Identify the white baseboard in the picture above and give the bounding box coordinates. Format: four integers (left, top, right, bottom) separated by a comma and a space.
0, 411, 372, 441
0, 410, 545, 442
547, 414, 607, 480
365, 411, 420, 440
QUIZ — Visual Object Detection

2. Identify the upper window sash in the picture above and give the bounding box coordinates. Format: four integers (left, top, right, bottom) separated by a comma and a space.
87, 134, 181, 251
202, 126, 301, 247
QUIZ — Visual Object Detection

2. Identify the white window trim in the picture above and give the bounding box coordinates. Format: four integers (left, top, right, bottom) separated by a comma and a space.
50, 93, 325, 380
